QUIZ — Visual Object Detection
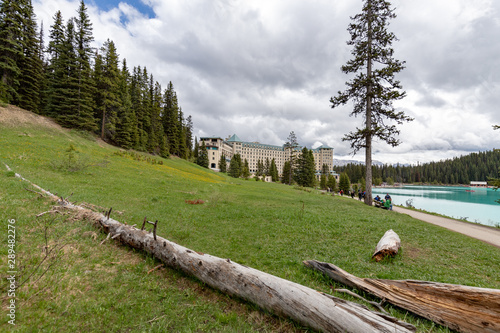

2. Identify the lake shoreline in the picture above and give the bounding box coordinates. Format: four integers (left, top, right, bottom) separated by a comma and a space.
371, 185, 500, 227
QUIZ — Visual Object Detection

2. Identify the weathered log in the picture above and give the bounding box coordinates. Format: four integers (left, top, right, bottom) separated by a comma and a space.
372, 229, 401, 261
94, 214, 415, 332
303, 260, 500, 333
7, 163, 416, 332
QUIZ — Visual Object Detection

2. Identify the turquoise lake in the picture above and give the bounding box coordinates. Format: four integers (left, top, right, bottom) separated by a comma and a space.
372, 186, 500, 227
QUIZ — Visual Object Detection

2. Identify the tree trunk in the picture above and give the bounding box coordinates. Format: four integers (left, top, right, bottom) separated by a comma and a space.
364, 1, 373, 206
372, 229, 401, 261
303, 260, 500, 333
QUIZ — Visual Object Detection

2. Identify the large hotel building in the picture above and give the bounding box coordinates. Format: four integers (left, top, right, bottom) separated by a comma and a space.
200, 134, 338, 180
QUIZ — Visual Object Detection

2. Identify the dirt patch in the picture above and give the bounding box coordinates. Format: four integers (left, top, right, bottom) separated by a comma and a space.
0, 104, 64, 131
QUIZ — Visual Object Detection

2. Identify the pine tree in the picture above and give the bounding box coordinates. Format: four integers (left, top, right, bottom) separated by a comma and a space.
95, 39, 120, 141
17, 0, 43, 113
327, 174, 337, 192
130, 66, 146, 149
0, 0, 23, 103
284, 131, 299, 185
44, 11, 65, 117
242, 159, 250, 179
295, 147, 316, 187
72, 0, 96, 131
320, 163, 329, 190
270, 158, 279, 182
338, 172, 351, 193
177, 107, 187, 157
229, 153, 242, 178
196, 141, 209, 168
218, 153, 227, 173
163, 81, 179, 155
331, 0, 412, 205
52, 18, 81, 128
282, 161, 292, 185
193, 136, 199, 159
185, 115, 193, 159
115, 59, 135, 149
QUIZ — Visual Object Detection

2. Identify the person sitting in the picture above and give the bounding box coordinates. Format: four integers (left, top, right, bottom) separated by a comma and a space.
384, 198, 392, 210
374, 195, 381, 202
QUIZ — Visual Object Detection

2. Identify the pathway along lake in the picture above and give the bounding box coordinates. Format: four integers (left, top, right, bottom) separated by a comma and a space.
372, 186, 500, 227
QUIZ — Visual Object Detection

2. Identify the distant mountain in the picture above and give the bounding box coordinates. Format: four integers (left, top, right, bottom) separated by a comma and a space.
333, 159, 385, 167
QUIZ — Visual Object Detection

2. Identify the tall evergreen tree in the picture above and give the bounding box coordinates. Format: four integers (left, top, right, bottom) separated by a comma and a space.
218, 153, 227, 173
320, 163, 329, 190
0, 0, 23, 103
196, 141, 209, 168
52, 18, 81, 128
242, 159, 250, 179
177, 107, 187, 157
338, 172, 351, 193
163, 81, 179, 155
282, 161, 292, 185
327, 174, 337, 192
270, 158, 279, 182
229, 153, 242, 178
95, 39, 120, 140
284, 131, 299, 185
295, 147, 316, 187
185, 115, 193, 159
72, 0, 96, 130
330, 0, 412, 205
44, 10, 65, 117
17, 0, 42, 113
115, 59, 135, 149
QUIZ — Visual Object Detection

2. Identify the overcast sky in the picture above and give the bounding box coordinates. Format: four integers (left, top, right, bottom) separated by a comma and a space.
32, 0, 500, 165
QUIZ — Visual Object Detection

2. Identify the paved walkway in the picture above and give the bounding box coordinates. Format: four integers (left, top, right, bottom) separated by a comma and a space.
393, 206, 500, 248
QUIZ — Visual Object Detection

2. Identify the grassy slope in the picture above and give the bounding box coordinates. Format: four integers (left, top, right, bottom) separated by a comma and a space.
1, 107, 499, 332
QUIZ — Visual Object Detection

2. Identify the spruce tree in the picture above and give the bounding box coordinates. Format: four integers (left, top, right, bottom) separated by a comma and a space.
97, 39, 121, 141
270, 158, 279, 182
327, 174, 337, 192
0, 0, 23, 103
338, 172, 351, 193
44, 11, 65, 117
73, 0, 96, 131
229, 153, 242, 178
320, 164, 329, 190
17, 0, 43, 113
53, 18, 80, 128
242, 159, 250, 179
185, 115, 194, 159
218, 153, 227, 173
163, 81, 179, 155
196, 141, 209, 168
115, 59, 135, 149
295, 147, 316, 187
330, 0, 412, 205
282, 161, 292, 185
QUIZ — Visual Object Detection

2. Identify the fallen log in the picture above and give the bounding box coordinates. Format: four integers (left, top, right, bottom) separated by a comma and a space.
92, 214, 416, 333
7, 163, 416, 333
303, 260, 500, 333
372, 229, 401, 261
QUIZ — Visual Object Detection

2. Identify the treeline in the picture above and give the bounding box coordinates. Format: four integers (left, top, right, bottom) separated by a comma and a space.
0, 0, 192, 159
336, 150, 500, 185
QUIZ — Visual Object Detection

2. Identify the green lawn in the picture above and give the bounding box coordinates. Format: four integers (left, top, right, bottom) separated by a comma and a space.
1, 112, 499, 332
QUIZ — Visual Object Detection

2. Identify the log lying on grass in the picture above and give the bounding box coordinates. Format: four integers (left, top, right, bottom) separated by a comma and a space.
372, 229, 401, 262
93, 215, 416, 333
6, 164, 416, 333
303, 260, 500, 333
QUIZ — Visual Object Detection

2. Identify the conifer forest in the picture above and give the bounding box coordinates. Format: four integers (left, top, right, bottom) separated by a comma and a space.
0, 0, 193, 159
